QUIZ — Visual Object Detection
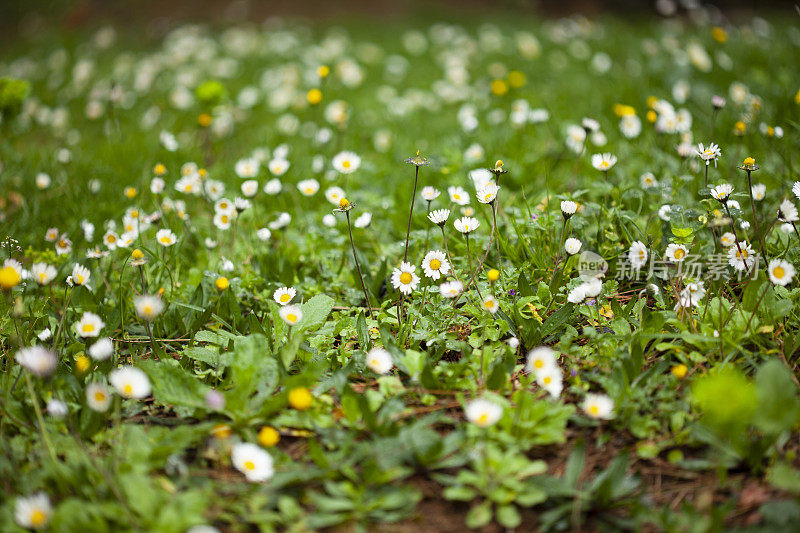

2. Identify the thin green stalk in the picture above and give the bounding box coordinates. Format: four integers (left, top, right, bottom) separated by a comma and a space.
25, 373, 56, 462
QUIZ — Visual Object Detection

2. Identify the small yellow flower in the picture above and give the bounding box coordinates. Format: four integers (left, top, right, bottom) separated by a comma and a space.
210, 424, 232, 440
646, 110, 657, 123
742, 157, 756, 170
490, 79, 508, 96
317, 65, 330, 78
75, 355, 90, 373
124, 186, 137, 199
288, 387, 313, 411
507, 70, 526, 88
198, 168, 208, 178
215, 277, 229, 291
734, 121, 746, 135
307, 88, 323, 105
711, 26, 727, 43
671, 364, 688, 379
795, 89, 800, 104
613, 103, 636, 117
258, 426, 281, 447
0, 266, 21, 291
131, 249, 144, 261
153, 163, 166, 176
198, 113, 212, 127
338, 197, 350, 209
487, 269, 500, 283
646, 96, 658, 109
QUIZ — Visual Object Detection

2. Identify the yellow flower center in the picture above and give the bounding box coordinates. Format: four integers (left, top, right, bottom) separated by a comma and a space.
535, 360, 544, 369
76, 274, 84, 284
400, 272, 412, 284
243, 460, 255, 471
82, 323, 95, 333
39, 273, 46, 282
143, 305, 152, 315
430, 259, 441, 270
31, 510, 46, 526
543, 376, 552, 384
477, 413, 488, 425
774, 266, 785, 278
674, 249, 685, 259
484, 300, 494, 309
160, 236, 171, 243
108, 235, 116, 243
589, 405, 599, 416
484, 193, 493, 202
280, 294, 291, 303
342, 160, 351, 168
94, 391, 106, 402
123, 384, 133, 396
286, 313, 297, 323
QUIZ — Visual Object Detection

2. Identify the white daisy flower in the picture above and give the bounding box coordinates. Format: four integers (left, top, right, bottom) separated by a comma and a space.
86, 382, 112, 412
421, 250, 450, 280
269, 212, 291, 230
696, 142, 721, 166
778, 199, 799, 223
448, 186, 470, 206
109, 366, 151, 399
768, 259, 795, 286
55, 235, 72, 255
75, 312, 104, 338
37, 328, 52, 342
214, 211, 234, 230
88, 337, 114, 360
32, 263, 57, 286
354, 212, 372, 228
658, 205, 672, 221
564, 238, 582, 255
582, 393, 614, 419
628, 241, 648, 270
481, 295, 500, 314
267, 158, 290, 176
640, 172, 658, 189
710, 183, 733, 201
332, 151, 361, 174
428, 209, 450, 226
464, 398, 502, 427
71, 264, 90, 286
257, 228, 272, 241
476, 182, 500, 204
421, 186, 441, 201
214, 199, 234, 216
240, 180, 258, 198
273, 287, 296, 306
536, 366, 563, 397
297, 179, 320, 197
751, 184, 766, 201
204, 179, 225, 201
567, 284, 587, 304
719, 232, 736, 248
263, 178, 282, 195
526, 346, 556, 373
675, 281, 706, 309
665, 243, 689, 263
439, 280, 463, 298
14, 493, 52, 530
591, 153, 617, 171
728, 241, 754, 271
325, 187, 346, 205
619, 114, 641, 138
453, 216, 479, 234
279, 304, 303, 326
15, 346, 57, 377
45, 227, 59, 242
231, 442, 274, 483
365, 347, 393, 374
47, 399, 67, 418
134, 294, 164, 321
155, 229, 177, 247
561, 200, 578, 216
235, 157, 260, 178
391, 262, 420, 295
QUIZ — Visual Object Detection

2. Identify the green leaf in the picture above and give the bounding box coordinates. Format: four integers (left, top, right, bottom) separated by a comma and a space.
465, 500, 492, 529
496, 504, 522, 528
139, 359, 209, 409
299, 294, 335, 332
754, 359, 800, 435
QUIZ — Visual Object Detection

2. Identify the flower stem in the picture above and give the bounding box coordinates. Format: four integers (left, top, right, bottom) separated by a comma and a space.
746, 170, 766, 261
346, 211, 374, 320
25, 373, 57, 462
403, 165, 420, 263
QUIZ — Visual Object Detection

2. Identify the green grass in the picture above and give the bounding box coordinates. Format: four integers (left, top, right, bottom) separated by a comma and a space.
2, 11, 800, 532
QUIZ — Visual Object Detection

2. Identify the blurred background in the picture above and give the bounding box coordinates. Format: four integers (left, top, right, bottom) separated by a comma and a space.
0, 0, 785, 44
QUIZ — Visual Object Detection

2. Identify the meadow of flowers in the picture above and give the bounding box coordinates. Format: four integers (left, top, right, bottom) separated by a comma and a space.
2, 8, 800, 532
